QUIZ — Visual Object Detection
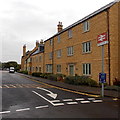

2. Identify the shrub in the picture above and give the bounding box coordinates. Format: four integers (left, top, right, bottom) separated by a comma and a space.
56, 74, 66, 81
64, 76, 98, 87
19, 70, 28, 75
64, 76, 75, 84
113, 78, 120, 87
47, 74, 57, 81
40, 73, 52, 79
32, 72, 42, 77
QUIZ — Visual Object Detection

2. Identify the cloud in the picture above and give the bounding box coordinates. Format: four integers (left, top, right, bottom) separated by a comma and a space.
0, 0, 113, 63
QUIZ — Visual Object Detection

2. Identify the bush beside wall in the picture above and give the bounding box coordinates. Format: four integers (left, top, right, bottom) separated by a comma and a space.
64, 76, 98, 87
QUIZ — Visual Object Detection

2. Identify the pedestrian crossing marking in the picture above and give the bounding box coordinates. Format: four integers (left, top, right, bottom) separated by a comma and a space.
0, 84, 51, 89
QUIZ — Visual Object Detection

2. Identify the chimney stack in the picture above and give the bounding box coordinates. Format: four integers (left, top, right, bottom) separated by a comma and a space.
36, 40, 39, 47
23, 44, 26, 56
40, 39, 44, 44
57, 22, 63, 32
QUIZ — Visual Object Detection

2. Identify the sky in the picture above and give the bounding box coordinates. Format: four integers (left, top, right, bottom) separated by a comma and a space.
0, 0, 114, 64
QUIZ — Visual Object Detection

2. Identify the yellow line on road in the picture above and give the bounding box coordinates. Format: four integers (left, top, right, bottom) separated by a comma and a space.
20, 74, 100, 98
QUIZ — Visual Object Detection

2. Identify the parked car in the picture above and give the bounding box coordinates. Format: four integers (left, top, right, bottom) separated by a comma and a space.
9, 67, 15, 73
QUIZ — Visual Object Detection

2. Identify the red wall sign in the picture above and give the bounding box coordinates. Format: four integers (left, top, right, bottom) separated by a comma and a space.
97, 32, 108, 46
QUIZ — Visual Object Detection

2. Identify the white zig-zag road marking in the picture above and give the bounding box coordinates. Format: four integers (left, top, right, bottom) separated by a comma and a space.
52, 103, 64, 106
16, 108, 30, 112
10, 84, 16, 88
75, 98, 85, 101
50, 100, 61, 103
0, 111, 10, 114
93, 100, 103, 103
88, 98, 95, 100
66, 102, 78, 105
81, 101, 90, 104
63, 99, 73, 102
35, 105, 49, 109
4, 85, 10, 88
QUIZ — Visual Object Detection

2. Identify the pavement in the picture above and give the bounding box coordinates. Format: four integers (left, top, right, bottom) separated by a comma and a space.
17, 73, 120, 98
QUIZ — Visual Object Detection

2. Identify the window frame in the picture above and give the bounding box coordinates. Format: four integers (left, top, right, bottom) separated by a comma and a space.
49, 52, 53, 60
50, 39, 53, 46
82, 41, 91, 53
82, 63, 91, 75
58, 35, 61, 43
46, 64, 53, 73
67, 46, 74, 56
56, 64, 61, 73
68, 29, 72, 38
57, 49, 62, 58
83, 21, 90, 32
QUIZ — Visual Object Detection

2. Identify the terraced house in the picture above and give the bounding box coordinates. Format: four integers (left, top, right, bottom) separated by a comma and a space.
21, 0, 120, 85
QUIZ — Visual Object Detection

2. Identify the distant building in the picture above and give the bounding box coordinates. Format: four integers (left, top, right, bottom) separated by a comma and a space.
21, 0, 120, 85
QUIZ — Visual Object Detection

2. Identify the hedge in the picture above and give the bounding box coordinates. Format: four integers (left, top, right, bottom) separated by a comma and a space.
19, 70, 28, 75
32, 72, 42, 77
64, 76, 98, 87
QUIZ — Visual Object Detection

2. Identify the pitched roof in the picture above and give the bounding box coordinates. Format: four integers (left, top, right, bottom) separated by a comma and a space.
45, 1, 116, 42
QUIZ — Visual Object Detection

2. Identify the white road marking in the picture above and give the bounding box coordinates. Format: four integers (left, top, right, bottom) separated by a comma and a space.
52, 103, 64, 106
16, 108, 30, 112
0, 111, 10, 114
93, 100, 103, 103
4, 85, 10, 88
16, 84, 23, 88
50, 100, 61, 103
37, 87, 57, 99
32, 91, 64, 106
63, 99, 73, 102
81, 101, 90, 104
75, 98, 85, 101
88, 98, 95, 100
66, 102, 78, 105
10, 84, 16, 88
35, 105, 49, 109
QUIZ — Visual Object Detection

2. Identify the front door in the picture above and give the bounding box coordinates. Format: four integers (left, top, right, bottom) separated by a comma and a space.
69, 64, 74, 76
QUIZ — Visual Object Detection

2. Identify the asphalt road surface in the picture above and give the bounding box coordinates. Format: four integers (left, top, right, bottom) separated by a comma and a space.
0, 71, 119, 119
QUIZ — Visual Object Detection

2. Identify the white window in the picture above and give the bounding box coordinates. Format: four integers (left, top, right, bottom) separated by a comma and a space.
68, 29, 72, 38
50, 39, 53, 46
83, 21, 89, 32
58, 35, 60, 43
67, 46, 74, 56
57, 49, 62, 58
49, 52, 53, 60
46, 64, 53, 73
57, 65, 61, 73
83, 63, 91, 75
82, 41, 91, 53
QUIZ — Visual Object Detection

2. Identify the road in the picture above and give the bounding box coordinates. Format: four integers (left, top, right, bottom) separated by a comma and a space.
0, 71, 119, 119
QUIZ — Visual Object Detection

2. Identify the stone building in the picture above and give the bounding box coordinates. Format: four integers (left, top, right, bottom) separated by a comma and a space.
21, 0, 120, 85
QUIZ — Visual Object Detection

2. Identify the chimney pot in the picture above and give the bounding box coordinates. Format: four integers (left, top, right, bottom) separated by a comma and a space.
57, 21, 63, 32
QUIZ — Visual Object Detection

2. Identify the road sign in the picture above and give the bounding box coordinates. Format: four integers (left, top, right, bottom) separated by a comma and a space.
97, 32, 108, 46
99, 73, 106, 83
